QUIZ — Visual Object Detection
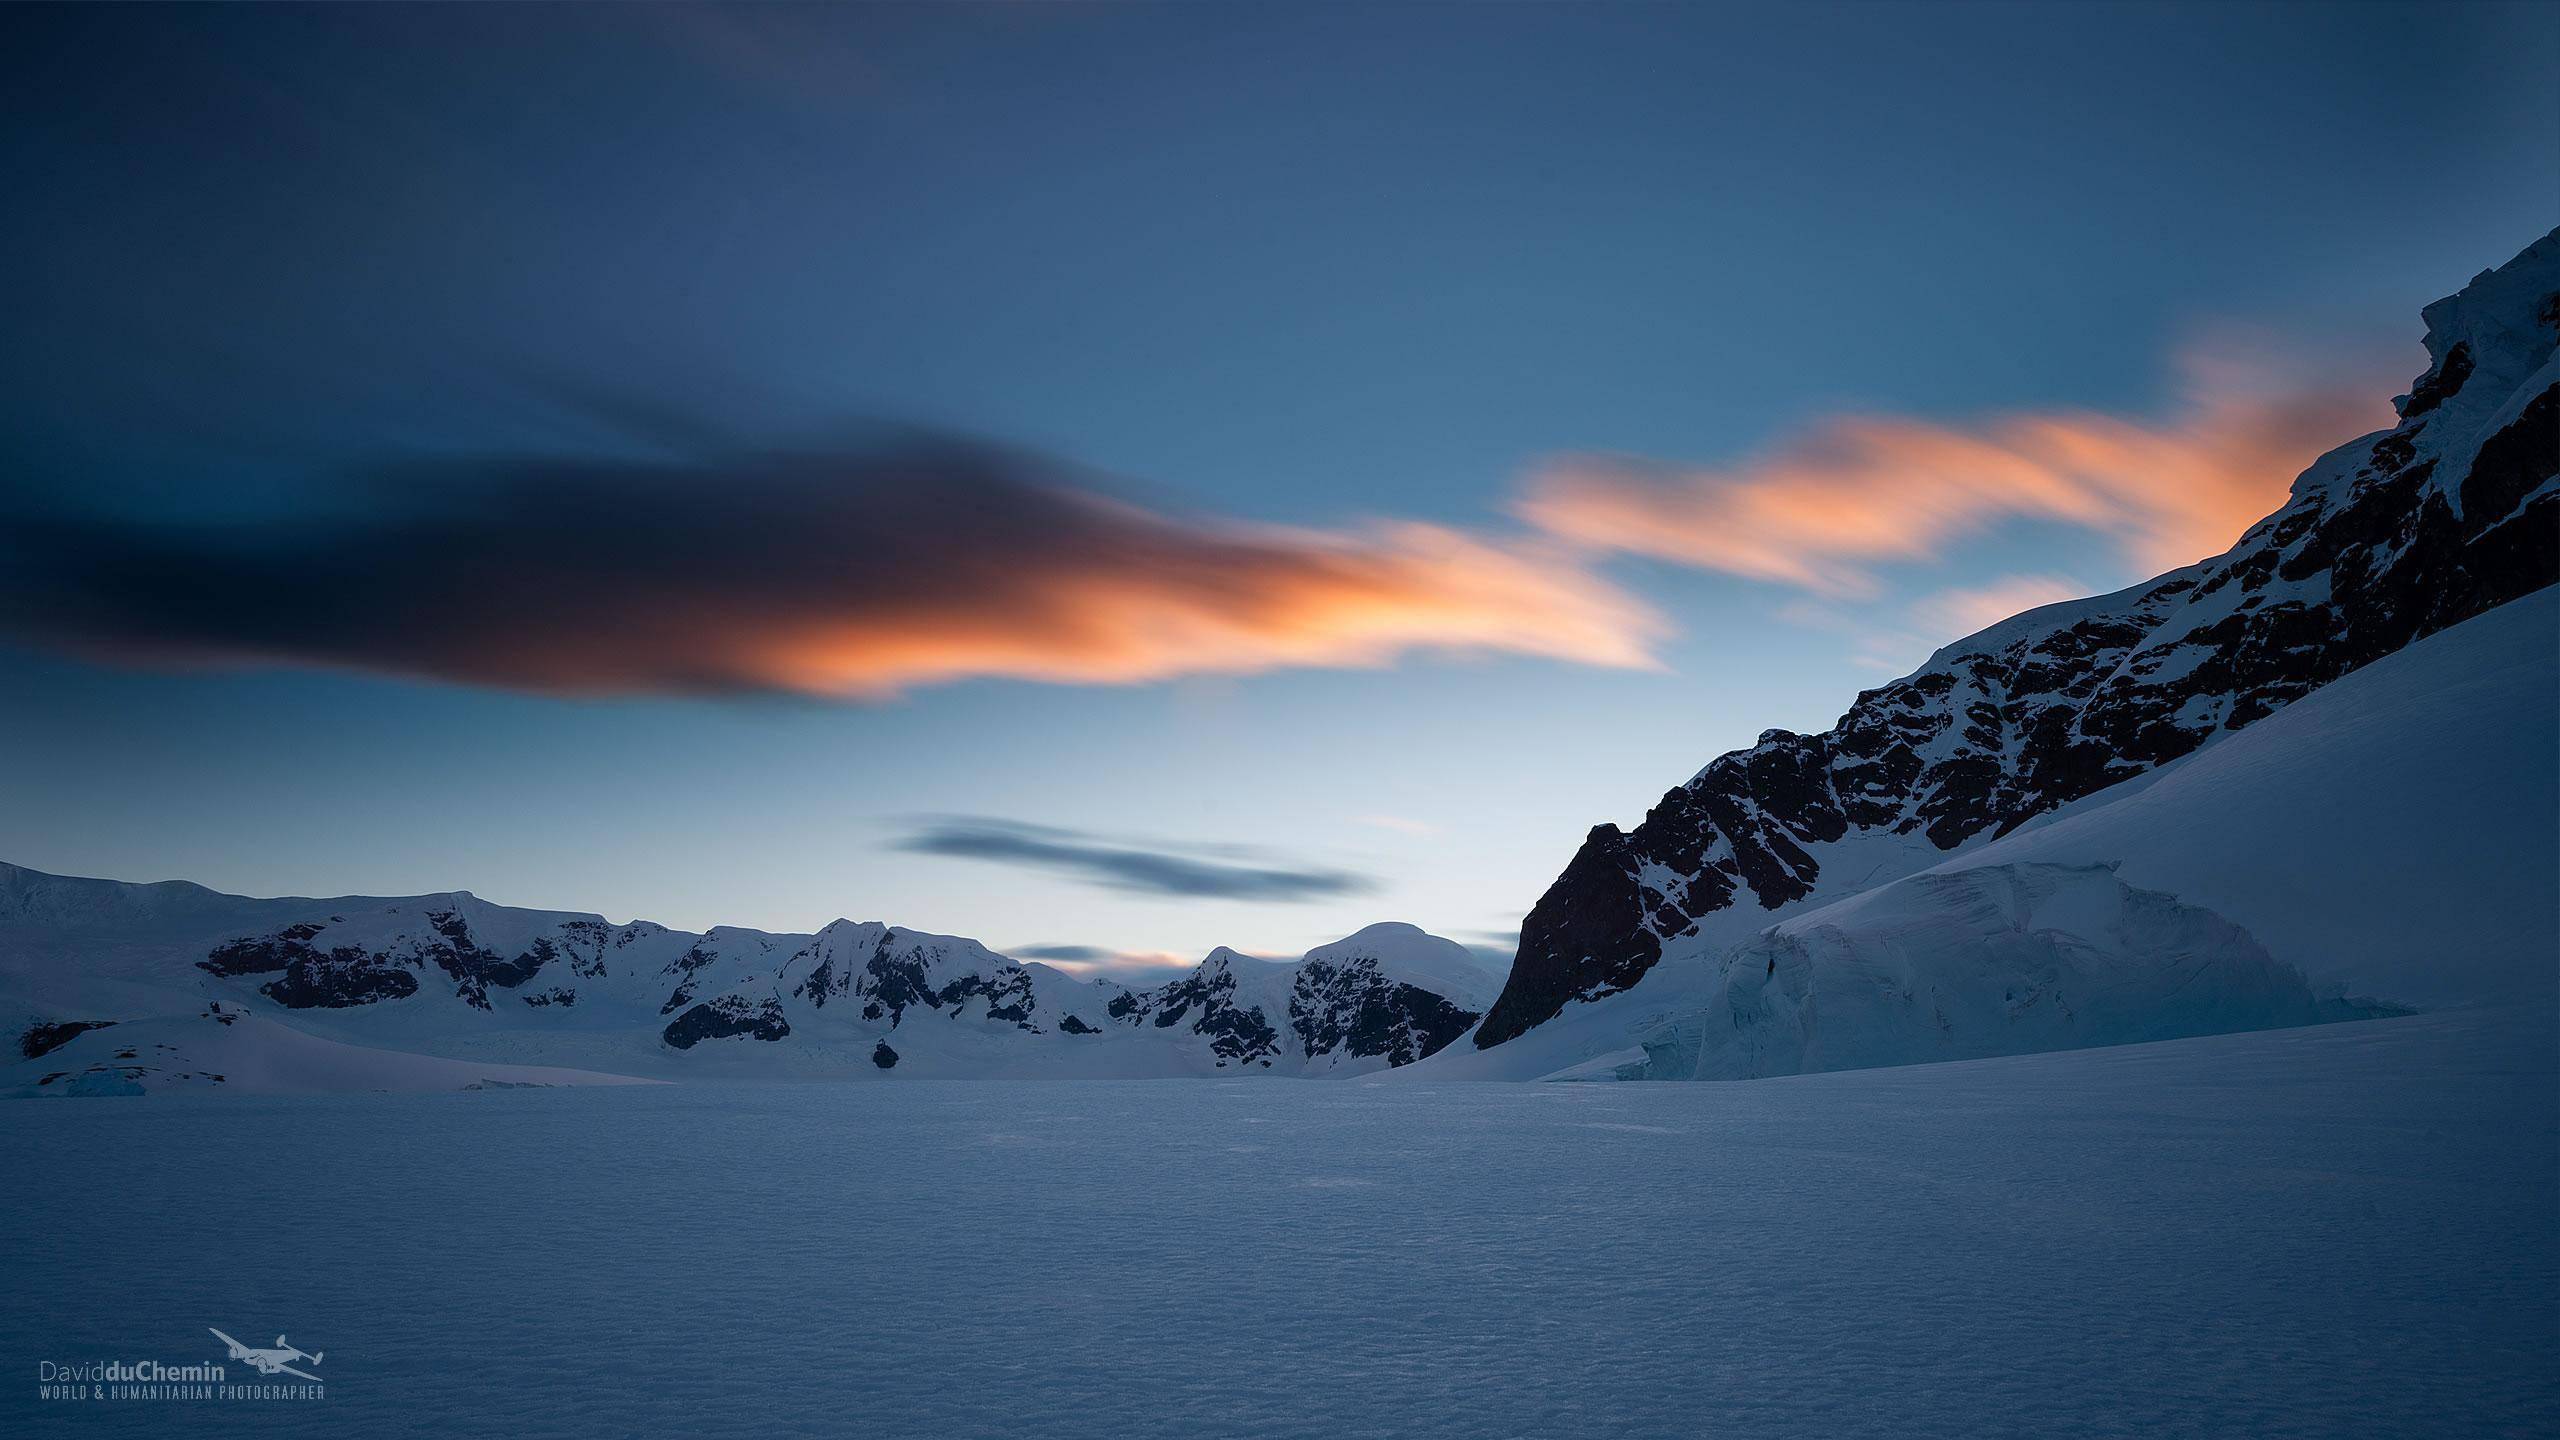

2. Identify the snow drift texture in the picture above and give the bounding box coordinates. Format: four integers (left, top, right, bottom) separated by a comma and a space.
10, 1003, 2553, 1438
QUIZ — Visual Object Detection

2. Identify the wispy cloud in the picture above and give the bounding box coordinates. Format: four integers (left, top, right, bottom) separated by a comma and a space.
895, 816, 1377, 902
0, 436, 1664, 700
1514, 341, 2390, 597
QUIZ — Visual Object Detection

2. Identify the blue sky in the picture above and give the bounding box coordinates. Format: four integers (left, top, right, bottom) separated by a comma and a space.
3, 2, 2553, 973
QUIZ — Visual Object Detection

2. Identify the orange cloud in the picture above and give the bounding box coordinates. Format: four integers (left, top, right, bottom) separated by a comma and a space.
739, 511, 1665, 698
1516, 344, 2392, 596
0, 448, 1665, 699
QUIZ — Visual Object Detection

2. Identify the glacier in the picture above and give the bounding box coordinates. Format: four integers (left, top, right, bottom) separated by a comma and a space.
3, 1002, 2550, 1438
1548, 861, 2389, 1083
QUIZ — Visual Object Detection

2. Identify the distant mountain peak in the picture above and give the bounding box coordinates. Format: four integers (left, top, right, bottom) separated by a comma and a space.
0, 864, 1493, 1091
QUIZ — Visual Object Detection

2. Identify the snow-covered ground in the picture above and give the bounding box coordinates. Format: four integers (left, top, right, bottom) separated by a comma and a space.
6, 1003, 2550, 1438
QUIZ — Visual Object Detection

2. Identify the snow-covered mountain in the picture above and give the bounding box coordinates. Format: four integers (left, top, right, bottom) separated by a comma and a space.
1107, 924, 1496, 1074
0, 873, 1496, 1094
1455, 229, 2559, 1077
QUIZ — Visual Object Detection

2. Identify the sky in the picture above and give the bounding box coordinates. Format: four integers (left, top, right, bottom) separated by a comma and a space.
3, 1, 2554, 977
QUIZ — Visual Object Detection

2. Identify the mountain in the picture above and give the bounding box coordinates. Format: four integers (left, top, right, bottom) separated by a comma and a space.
0, 871, 1494, 1093
1435, 583, 2557, 1081
1460, 229, 2560, 1073
1109, 924, 1497, 1073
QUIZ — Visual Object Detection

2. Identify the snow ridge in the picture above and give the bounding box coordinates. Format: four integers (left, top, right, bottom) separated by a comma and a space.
0, 865, 1494, 1093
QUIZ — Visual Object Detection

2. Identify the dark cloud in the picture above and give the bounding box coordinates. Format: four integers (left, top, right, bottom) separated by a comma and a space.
896, 817, 1375, 902
1012, 943, 1111, 962
0, 434, 1658, 700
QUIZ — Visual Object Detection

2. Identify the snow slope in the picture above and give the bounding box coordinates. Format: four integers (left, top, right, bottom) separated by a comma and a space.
1544, 862, 2387, 1083
1306, 920, 1501, 1008
1927, 585, 2559, 1009
1419, 582, 2557, 1081
6, 1009, 660, 1097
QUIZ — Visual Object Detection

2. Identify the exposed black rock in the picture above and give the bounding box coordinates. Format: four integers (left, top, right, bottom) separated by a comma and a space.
1058, 1014, 1099, 1035
261, 949, 421, 1009
1479, 826, 1666, 1048
199, 922, 327, 977
199, 909, 570, 1012
2399, 340, 2473, 417
792, 929, 1045, 1032
849, 935, 935, 1020
661, 995, 791, 1049
553, 919, 614, 978
1119, 959, 1283, 1063
654, 942, 725, 1014
202, 919, 422, 1009
663, 942, 720, 976
421, 909, 546, 1010
19, 1020, 115, 1060
872, 1040, 899, 1069
1289, 957, 1478, 1067
797, 955, 838, 1005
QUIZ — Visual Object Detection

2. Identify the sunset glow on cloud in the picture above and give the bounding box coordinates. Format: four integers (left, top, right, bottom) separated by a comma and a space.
0, 343, 2396, 703
731, 514, 1666, 698
0, 448, 1666, 700
1515, 346, 2392, 597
